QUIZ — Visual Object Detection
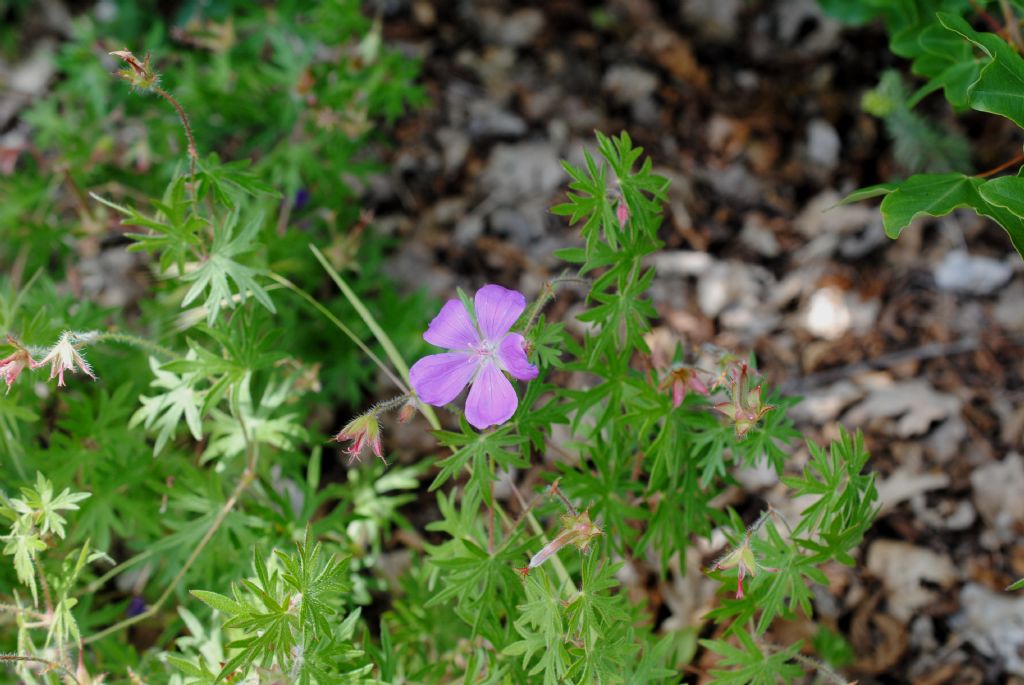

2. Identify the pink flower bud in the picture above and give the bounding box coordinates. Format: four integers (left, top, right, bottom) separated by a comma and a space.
0, 336, 32, 394
616, 200, 629, 228
333, 412, 384, 464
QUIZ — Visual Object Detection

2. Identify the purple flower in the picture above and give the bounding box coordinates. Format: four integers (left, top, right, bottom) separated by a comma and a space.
410, 284, 538, 430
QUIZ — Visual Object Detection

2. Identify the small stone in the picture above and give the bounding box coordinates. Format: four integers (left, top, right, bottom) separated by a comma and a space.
480, 143, 564, 201
951, 583, 1024, 677
806, 118, 841, 170
602, 65, 660, 105
933, 249, 1013, 295
740, 214, 781, 258
970, 453, 1024, 538
866, 540, 956, 622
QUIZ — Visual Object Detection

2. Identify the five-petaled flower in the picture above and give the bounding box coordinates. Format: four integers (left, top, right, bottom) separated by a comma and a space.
0, 336, 32, 394
33, 332, 98, 387
410, 284, 538, 430
333, 412, 384, 464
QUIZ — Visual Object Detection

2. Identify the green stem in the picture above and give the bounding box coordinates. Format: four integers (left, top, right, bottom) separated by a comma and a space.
268, 272, 410, 396
92, 331, 179, 361
308, 244, 440, 430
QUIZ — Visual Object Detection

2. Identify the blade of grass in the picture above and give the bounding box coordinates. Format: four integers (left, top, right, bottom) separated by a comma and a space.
309, 244, 439, 430
268, 272, 410, 396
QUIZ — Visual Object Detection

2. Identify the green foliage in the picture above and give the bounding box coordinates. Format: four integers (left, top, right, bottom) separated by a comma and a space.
826, 1, 1024, 261
862, 70, 971, 172
183, 529, 377, 684
699, 633, 804, 685
0, 3, 880, 682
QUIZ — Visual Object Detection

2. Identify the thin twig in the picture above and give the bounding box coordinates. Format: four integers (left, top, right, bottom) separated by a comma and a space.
1000, 0, 1024, 51
979, 151, 1024, 178
0, 602, 45, 620
93, 331, 180, 361
779, 336, 985, 394
79, 548, 155, 597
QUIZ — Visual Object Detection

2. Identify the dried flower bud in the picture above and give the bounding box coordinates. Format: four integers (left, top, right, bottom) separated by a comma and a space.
660, 365, 710, 409
713, 532, 777, 599
517, 509, 602, 577
110, 50, 160, 91
32, 331, 98, 387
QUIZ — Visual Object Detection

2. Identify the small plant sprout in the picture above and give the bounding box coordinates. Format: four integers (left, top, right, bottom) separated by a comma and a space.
711, 512, 779, 599
516, 483, 603, 577
714, 361, 774, 438
0, 335, 33, 393
409, 284, 538, 430
32, 331, 98, 387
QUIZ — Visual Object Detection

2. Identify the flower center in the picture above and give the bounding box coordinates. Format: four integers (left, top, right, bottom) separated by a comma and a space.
473, 339, 498, 360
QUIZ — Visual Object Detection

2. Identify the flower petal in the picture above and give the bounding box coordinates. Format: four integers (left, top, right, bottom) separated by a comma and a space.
423, 299, 479, 350
410, 352, 477, 406
498, 333, 538, 381
465, 362, 518, 429
475, 284, 526, 342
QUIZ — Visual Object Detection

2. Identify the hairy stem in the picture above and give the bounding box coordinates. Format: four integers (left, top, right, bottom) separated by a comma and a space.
93, 331, 180, 361
153, 86, 198, 206
0, 654, 80, 685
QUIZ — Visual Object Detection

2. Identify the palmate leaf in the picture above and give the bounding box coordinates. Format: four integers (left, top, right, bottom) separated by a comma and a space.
92, 177, 206, 273
202, 373, 307, 461
12, 472, 91, 539
504, 570, 571, 685
181, 210, 276, 326
699, 632, 803, 685
429, 417, 529, 504
189, 529, 362, 685
197, 154, 278, 211
130, 356, 204, 456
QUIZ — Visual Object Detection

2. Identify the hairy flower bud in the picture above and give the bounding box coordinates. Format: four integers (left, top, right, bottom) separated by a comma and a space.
32, 331, 98, 387
333, 411, 384, 464
109, 50, 160, 91
0, 336, 33, 393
